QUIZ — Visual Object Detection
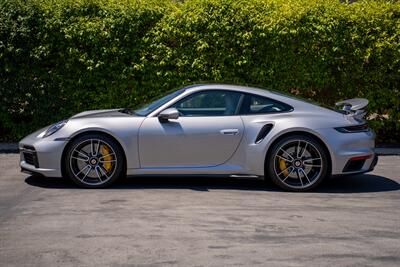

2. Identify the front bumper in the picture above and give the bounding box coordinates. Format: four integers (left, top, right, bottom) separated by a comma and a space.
19, 128, 68, 177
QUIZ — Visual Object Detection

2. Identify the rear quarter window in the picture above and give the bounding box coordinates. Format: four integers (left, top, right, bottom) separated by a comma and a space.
239, 94, 293, 115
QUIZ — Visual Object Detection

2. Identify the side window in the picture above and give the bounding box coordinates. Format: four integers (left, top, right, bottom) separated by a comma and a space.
173, 90, 243, 116
240, 94, 292, 114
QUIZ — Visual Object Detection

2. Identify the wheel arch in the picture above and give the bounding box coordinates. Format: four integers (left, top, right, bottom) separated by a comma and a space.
264, 130, 332, 177
61, 130, 127, 178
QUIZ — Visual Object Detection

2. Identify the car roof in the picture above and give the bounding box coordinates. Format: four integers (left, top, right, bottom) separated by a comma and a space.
181, 83, 299, 105
183, 84, 271, 96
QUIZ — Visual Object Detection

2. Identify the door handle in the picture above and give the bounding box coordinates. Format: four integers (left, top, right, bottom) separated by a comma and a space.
220, 129, 239, 135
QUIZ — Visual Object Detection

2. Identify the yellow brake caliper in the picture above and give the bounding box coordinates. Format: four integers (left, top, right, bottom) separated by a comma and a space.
100, 145, 113, 172
279, 158, 289, 176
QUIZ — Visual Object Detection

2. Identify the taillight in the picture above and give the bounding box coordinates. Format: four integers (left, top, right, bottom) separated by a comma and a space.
334, 123, 370, 133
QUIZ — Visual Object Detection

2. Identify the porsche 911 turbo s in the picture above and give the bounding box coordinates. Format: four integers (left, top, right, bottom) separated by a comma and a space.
19, 84, 377, 191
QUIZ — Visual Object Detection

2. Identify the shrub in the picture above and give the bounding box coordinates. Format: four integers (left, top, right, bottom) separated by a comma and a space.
1, 0, 399, 144
0, 0, 175, 140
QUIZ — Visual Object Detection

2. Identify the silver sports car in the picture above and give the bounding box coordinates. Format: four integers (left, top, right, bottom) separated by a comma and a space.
19, 84, 377, 191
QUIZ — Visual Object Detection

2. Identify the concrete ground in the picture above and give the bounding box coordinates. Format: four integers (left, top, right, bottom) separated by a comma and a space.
0, 154, 399, 267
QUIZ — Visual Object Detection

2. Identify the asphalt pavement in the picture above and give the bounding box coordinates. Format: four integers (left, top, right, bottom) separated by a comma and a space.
0, 154, 399, 267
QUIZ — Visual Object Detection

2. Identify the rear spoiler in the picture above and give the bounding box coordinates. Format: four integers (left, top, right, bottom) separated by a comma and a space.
335, 98, 368, 119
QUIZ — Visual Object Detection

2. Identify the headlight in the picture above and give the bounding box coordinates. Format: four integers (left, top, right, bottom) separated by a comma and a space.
43, 120, 68, 138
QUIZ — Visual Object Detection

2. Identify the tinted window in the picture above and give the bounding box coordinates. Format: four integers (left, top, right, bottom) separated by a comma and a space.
173, 90, 243, 116
134, 89, 185, 116
239, 94, 292, 114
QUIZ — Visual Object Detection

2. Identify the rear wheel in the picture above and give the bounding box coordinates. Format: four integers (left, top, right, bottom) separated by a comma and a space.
266, 135, 329, 192
64, 134, 124, 188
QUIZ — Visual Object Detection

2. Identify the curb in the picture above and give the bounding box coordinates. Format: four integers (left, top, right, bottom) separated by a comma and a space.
1, 143, 399, 155
374, 148, 400, 156
0, 143, 19, 153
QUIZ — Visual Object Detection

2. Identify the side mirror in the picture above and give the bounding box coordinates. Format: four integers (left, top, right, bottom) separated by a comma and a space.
158, 108, 179, 123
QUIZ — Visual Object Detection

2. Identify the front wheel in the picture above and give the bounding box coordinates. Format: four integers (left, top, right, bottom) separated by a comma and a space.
266, 135, 329, 192
64, 134, 124, 188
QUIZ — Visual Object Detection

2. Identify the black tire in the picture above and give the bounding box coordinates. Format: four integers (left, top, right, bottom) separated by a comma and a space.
266, 134, 329, 192
64, 133, 124, 188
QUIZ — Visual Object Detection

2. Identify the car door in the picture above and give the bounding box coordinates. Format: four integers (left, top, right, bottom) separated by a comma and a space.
138, 90, 245, 168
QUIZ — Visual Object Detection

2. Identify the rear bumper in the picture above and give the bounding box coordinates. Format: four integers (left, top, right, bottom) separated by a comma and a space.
331, 154, 378, 178
341, 153, 378, 175
368, 153, 378, 172
315, 128, 376, 175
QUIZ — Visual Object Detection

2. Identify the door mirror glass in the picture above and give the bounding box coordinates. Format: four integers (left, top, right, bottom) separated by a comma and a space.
158, 108, 179, 122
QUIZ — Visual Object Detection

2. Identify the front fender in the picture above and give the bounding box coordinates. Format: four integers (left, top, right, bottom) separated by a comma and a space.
57, 117, 145, 170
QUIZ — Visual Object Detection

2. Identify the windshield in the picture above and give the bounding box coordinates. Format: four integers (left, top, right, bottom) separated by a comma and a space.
134, 89, 185, 116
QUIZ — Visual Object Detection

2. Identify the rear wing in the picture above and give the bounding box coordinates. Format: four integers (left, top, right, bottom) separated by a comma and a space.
335, 98, 368, 120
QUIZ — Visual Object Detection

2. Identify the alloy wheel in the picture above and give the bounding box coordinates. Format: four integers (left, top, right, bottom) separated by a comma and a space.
273, 139, 323, 189
69, 139, 117, 186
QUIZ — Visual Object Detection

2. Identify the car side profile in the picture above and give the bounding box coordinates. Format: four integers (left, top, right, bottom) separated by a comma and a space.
19, 84, 377, 191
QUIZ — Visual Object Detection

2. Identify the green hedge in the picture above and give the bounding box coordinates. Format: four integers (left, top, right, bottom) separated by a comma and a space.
1, 0, 399, 144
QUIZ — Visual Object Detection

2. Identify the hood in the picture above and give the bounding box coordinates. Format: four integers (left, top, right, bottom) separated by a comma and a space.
70, 109, 134, 119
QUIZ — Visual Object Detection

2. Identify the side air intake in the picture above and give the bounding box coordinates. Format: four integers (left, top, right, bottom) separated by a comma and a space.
255, 124, 273, 144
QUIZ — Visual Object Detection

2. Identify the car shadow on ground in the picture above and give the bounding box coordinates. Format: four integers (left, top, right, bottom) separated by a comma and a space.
25, 174, 400, 193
